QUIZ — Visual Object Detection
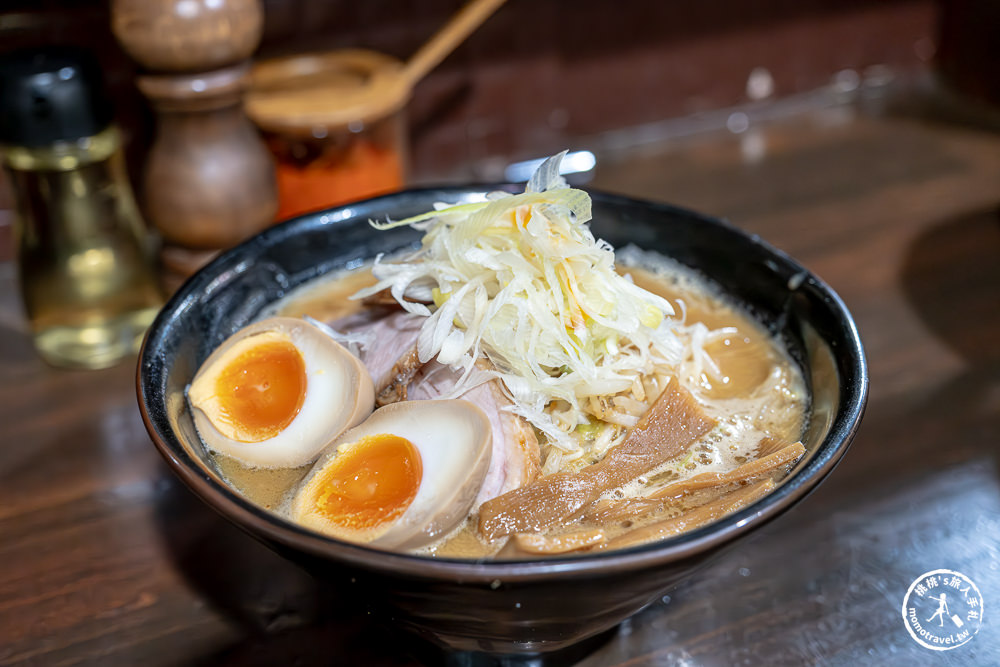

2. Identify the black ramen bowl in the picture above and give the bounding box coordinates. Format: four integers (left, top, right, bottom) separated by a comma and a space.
137, 187, 867, 658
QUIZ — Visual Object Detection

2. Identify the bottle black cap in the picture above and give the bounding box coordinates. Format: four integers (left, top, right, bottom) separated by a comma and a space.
0, 47, 114, 147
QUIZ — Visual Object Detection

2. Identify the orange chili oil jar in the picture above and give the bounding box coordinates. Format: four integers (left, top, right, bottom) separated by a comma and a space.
246, 50, 410, 221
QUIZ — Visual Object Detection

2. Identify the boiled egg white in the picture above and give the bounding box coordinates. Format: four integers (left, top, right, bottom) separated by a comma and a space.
187, 317, 374, 468
290, 399, 492, 550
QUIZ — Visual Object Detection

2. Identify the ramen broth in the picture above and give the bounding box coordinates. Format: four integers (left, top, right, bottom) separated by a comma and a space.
209, 250, 808, 558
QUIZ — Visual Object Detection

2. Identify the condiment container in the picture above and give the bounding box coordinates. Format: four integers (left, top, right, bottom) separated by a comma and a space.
0, 48, 163, 369
246, 50, 410, 220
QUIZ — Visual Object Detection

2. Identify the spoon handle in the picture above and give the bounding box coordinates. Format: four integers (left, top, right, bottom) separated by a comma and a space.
402, 0, 507, 88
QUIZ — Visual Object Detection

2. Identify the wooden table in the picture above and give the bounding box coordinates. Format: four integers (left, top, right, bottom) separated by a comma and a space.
2, 95, 999, 665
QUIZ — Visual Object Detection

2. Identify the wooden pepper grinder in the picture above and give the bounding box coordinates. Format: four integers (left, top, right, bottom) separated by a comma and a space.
111, 0, 277, 292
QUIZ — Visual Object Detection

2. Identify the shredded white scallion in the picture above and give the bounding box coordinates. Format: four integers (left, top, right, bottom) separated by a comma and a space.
353, 152, 691, 452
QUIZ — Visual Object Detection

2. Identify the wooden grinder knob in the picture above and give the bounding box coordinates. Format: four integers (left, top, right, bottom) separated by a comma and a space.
112, 0, 277, 291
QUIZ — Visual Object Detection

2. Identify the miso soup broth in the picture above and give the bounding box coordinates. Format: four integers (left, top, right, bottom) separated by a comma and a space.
184, 154, 811, 557
206, 247, 808, 559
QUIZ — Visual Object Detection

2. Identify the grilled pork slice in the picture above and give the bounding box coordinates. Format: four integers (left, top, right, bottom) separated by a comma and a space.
410, 361, 540, 507
334, 309, 425, 406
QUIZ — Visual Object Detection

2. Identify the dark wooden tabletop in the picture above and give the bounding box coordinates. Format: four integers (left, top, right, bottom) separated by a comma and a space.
2, 94, 999, 666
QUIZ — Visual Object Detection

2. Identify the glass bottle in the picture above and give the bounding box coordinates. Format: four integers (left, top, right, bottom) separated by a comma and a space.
0, 48, 163, 369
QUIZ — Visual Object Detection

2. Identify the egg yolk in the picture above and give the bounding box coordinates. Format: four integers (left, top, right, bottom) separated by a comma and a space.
313, 434, 422, 530
215, 340, 307, 442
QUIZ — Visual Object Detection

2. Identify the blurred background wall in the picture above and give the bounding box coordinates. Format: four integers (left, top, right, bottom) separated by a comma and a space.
2, 0, 991, 259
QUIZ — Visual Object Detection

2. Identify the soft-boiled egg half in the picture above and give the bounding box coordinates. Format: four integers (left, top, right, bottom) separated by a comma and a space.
290, 400, 492, 550
187, 317, 374, 468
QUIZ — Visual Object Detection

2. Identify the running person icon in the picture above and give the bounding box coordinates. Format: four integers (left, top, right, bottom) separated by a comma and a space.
927, 593, 949, 627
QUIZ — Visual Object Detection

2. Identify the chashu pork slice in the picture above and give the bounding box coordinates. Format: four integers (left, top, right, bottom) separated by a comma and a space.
409, 361, 540, 508
332, 308, 425, 406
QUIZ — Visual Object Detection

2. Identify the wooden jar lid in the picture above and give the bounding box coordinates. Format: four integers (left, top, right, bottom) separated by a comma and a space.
246, 49, 410, 134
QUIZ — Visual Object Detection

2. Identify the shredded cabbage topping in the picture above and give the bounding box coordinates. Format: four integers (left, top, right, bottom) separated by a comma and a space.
353, 152, 694, 456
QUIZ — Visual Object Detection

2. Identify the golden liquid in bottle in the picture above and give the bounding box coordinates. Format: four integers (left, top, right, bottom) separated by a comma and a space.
3, 127, 163, 369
